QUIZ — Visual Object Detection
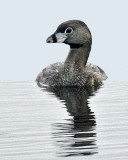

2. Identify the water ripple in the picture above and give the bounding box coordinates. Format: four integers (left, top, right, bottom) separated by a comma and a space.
0, 81, 128, 159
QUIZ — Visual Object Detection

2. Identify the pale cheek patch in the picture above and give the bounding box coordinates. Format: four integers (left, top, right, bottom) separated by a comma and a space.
55, 33, 67, 43
57, 37, 67, 43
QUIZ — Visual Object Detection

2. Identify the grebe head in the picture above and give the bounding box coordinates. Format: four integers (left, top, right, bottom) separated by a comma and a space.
46, 20, 92, 49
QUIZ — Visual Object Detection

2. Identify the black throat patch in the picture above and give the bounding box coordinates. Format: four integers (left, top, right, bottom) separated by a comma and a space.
69, 43, 83, 49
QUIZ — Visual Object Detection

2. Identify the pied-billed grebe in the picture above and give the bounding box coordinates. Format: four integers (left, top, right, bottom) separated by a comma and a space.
36, 20, 107, 87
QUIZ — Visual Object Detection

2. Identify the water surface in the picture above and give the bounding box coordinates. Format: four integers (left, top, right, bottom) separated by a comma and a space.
0, 81, 128, 160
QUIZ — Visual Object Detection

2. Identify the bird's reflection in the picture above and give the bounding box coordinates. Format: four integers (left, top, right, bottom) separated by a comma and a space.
37, 83, 101, 157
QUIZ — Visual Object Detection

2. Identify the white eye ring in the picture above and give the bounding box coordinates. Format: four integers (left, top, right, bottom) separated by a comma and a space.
65, 27, 73, 34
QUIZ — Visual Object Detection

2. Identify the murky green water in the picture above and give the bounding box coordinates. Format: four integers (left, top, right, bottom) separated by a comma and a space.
0, 81, 128, 160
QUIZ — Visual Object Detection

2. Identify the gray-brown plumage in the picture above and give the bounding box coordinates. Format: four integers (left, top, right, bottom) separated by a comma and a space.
36, 20, 107, 87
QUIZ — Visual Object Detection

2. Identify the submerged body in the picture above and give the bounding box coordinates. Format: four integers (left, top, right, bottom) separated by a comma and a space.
36, 20, 107, 87
37, 62, 107, 87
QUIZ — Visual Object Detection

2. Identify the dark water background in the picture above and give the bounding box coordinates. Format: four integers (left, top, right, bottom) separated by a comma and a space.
0, 81, 128, 160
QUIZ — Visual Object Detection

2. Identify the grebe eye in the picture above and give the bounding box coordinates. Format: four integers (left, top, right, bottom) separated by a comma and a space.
65, 27, 73, 34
